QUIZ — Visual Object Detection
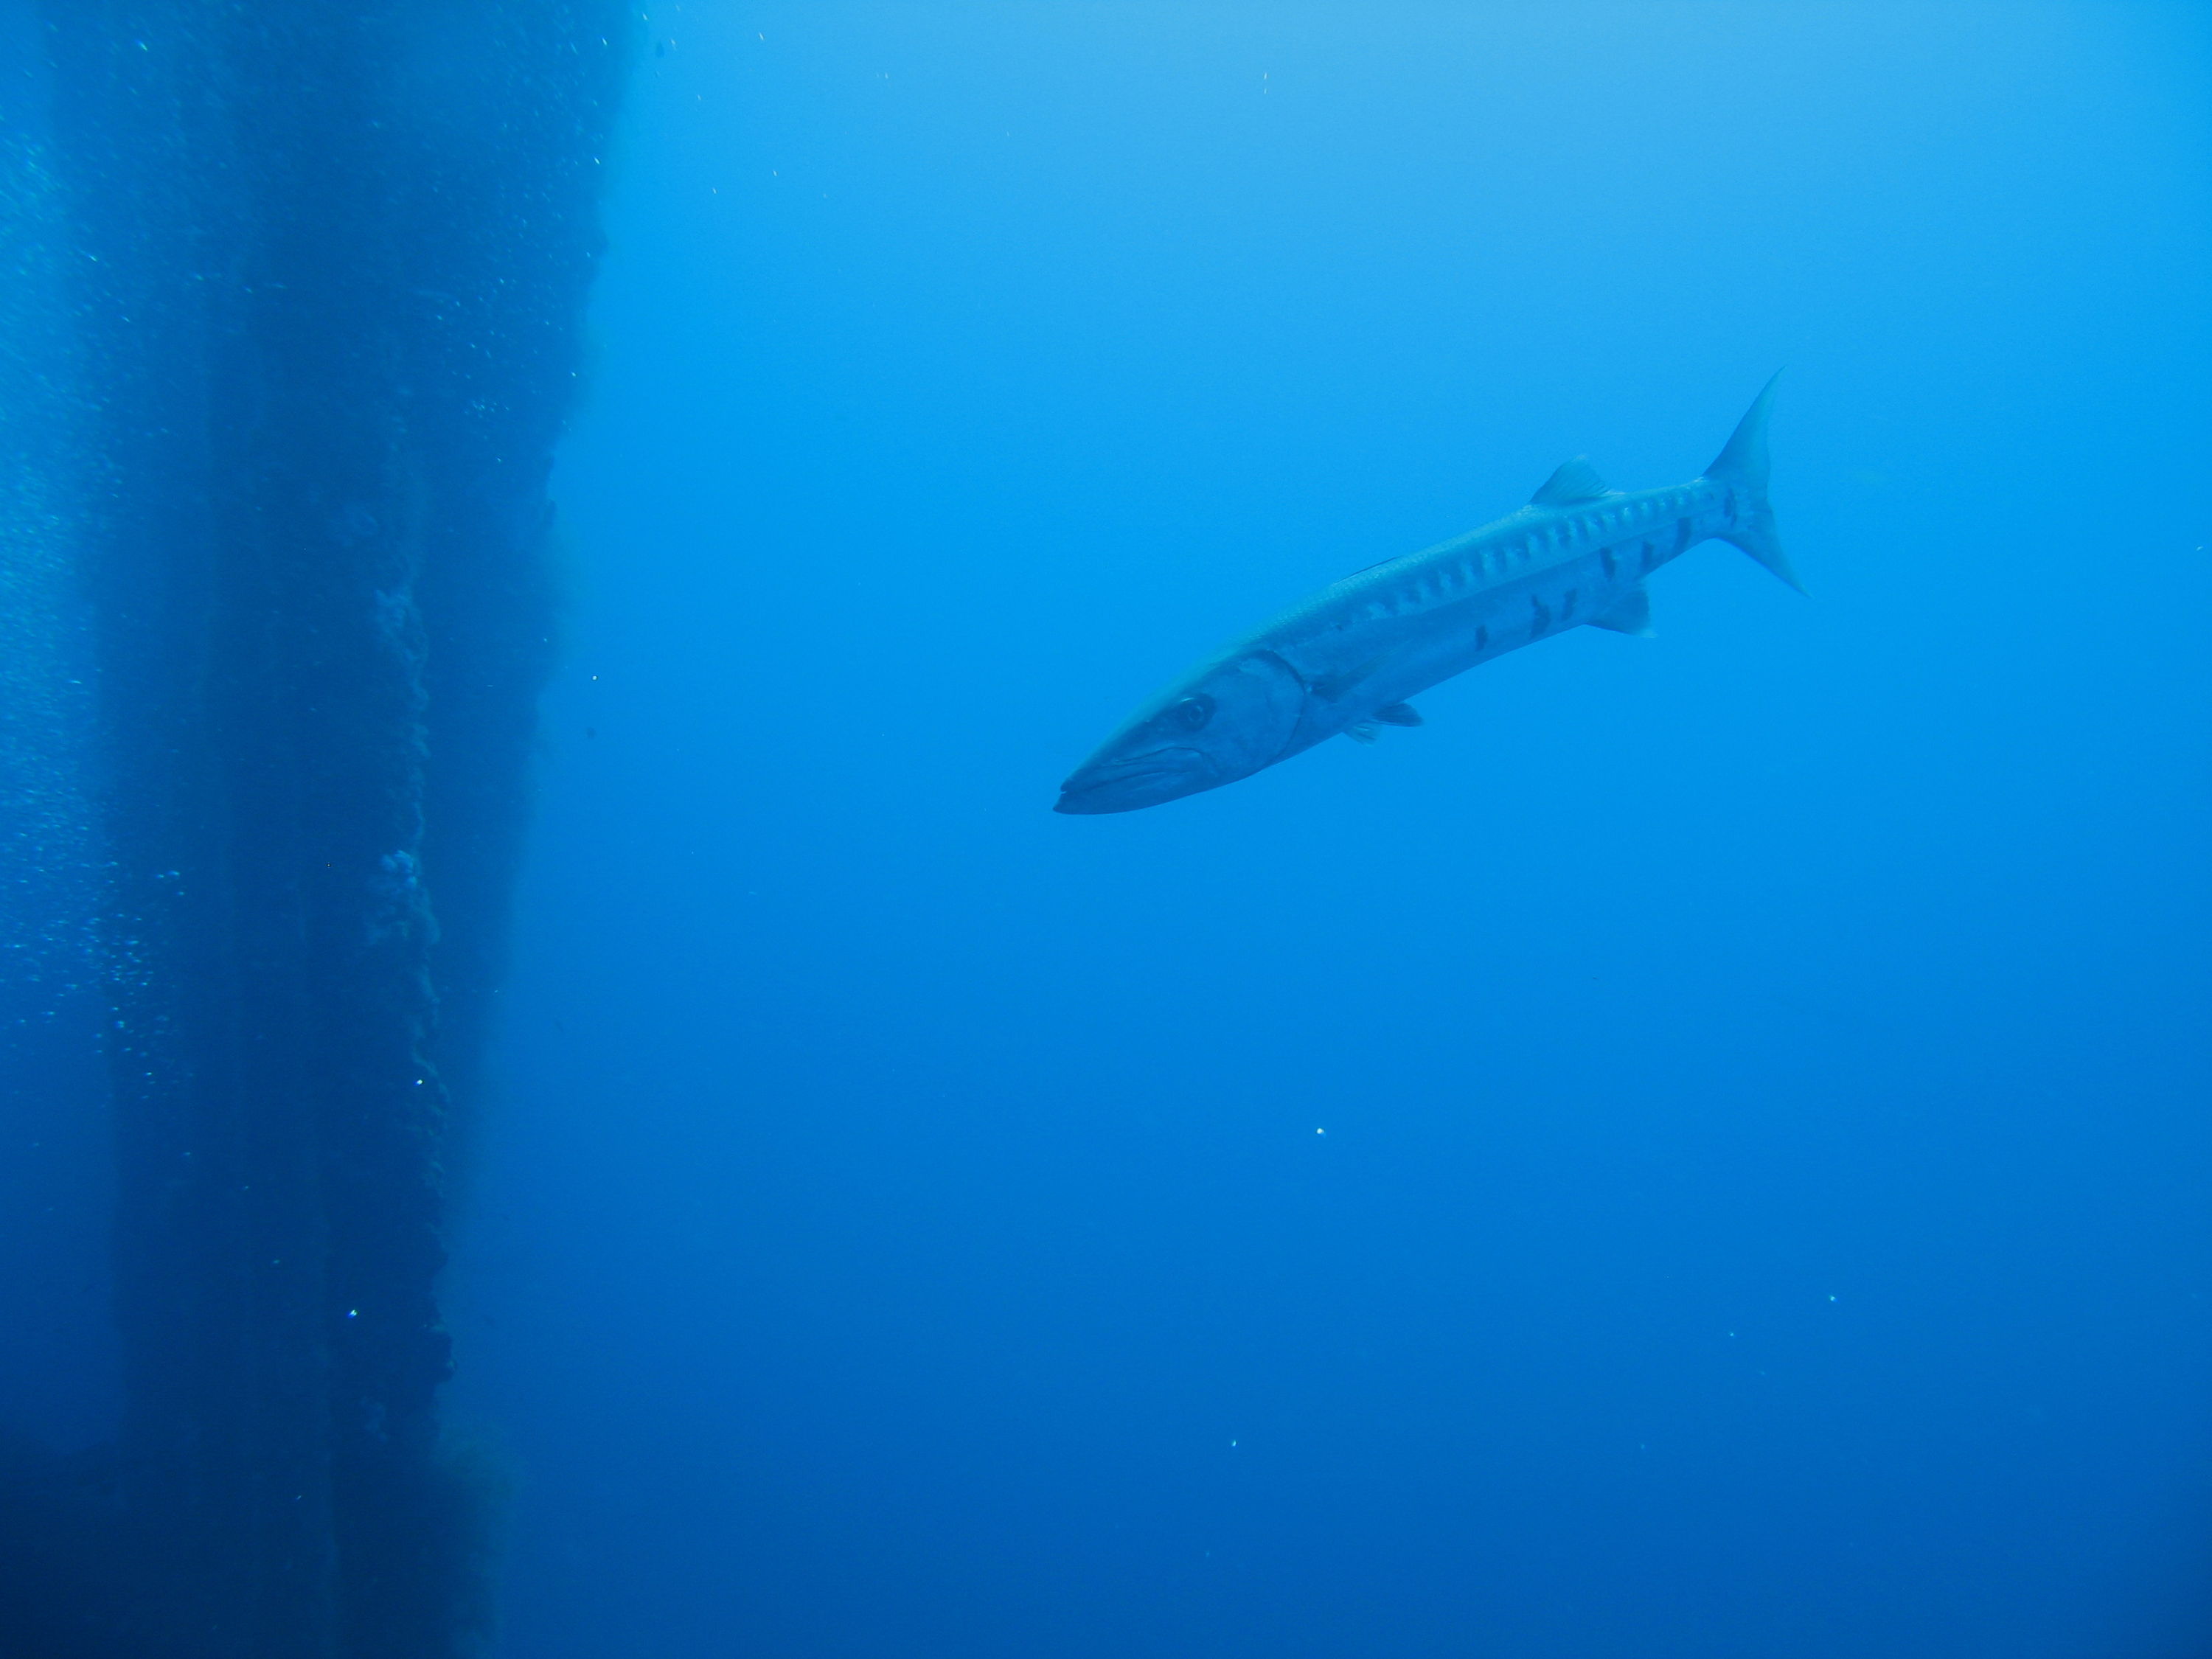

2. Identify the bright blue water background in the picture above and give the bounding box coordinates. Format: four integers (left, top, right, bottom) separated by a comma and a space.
445, 7, 2212, 1654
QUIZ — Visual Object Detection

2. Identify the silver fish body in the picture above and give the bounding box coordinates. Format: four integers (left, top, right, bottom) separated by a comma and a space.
1056, 378, 1795, 815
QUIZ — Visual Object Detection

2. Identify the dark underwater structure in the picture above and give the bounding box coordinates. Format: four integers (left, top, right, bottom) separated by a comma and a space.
2, 6, 627, 1653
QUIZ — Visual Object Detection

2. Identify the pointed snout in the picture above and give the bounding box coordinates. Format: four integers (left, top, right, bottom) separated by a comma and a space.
1054, 748, 1218, 814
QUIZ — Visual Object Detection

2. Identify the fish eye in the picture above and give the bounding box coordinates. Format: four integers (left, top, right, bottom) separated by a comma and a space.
1171, 695, 1214, 731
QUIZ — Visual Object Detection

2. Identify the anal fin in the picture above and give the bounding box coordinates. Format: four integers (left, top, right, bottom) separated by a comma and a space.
1588, 588, 1653, 636
1373, 702, 1422, 727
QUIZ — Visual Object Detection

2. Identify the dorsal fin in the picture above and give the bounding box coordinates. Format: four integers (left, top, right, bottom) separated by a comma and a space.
1528, 457, 1611, 508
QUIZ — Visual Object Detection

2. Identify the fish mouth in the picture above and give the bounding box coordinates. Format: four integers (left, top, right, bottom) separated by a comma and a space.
1053, 747, 1217, 814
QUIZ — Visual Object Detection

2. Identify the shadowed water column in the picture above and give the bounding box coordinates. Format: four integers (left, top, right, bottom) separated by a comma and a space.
31, 7, 627, 1654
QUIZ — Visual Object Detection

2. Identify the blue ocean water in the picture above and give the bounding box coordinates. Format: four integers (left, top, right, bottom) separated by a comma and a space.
5, 4, 2210, 1655
434, 8, 2212, 1653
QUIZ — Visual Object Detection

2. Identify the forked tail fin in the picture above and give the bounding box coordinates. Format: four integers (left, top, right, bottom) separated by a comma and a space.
1703, 372, 1803, 594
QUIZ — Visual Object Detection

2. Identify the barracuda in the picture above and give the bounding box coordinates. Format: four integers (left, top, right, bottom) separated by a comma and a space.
1055, 377, 1798, 815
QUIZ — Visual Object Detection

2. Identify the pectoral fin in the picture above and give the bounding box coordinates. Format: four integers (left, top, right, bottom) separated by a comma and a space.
1312, 653, 1391, 702
1588, 588, 1653, 636
1344, 721, 1381, 744
1373, 702, 1422, 727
